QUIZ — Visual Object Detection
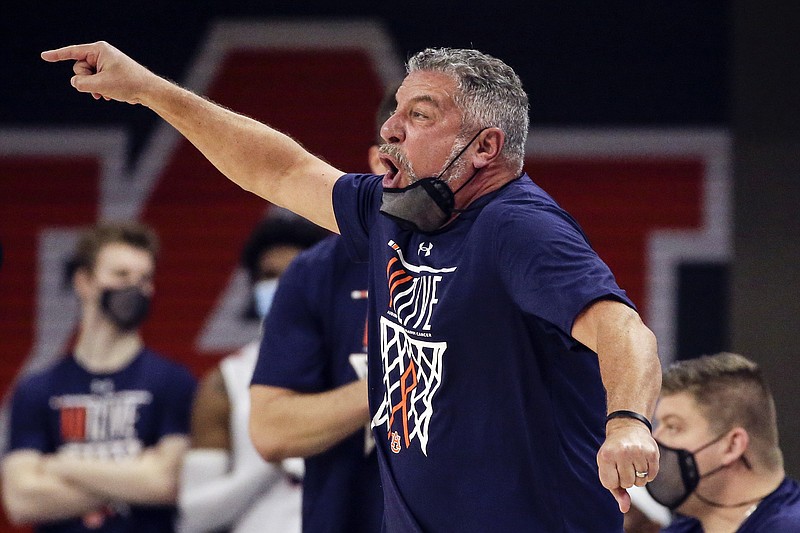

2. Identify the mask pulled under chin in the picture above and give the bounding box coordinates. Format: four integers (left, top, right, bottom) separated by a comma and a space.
100, 286, 151, 331
378, 127, 487, 234
379, 177, 455, 233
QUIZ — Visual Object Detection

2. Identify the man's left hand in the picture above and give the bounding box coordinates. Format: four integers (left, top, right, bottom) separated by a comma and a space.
597, 418, 659, 513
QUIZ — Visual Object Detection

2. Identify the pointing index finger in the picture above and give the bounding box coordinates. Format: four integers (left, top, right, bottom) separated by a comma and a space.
41, 43, 97, 63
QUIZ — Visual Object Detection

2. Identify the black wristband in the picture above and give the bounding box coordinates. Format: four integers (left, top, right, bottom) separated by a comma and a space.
606, 410, 652, 433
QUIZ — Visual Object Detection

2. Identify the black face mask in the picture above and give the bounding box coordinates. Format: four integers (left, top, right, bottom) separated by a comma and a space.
379, 128, 486, 233
100, 286, 151, 331
646, 433, 742, 510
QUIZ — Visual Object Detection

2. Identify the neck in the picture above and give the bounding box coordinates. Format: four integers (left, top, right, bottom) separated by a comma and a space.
452, 164, 518, 211
74, 314, 143, 373
694, 469, 784, 533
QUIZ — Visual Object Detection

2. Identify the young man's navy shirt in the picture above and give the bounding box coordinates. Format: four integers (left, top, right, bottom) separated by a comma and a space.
8, 349, 196, 533
333, 173, 633, 532
253, 235, 383, 533
664, 477, 800, 532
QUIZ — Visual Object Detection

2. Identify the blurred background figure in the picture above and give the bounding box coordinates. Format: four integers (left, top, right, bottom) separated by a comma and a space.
177, 213, 326, 533
247, 87, 397, 532
647, 352, 800, 532
1, 221, 196, 532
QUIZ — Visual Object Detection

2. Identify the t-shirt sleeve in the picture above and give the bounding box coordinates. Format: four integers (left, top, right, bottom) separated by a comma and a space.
252, 251, 326, 392
8, 377, 51, 453
332, 173, 383, 262
494, 204, 634, 337
158, 366, 196, 437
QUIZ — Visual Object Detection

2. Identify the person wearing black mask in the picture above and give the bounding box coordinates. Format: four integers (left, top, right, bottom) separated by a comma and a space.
647, 352, 800, 532
1, 221, 196, 532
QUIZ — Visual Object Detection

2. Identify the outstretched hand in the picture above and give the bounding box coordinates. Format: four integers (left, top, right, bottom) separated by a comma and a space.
41, 41, 155, 105
597, 419, 659, 513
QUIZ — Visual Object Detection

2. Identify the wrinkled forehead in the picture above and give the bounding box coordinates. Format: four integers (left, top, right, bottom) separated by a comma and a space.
396, 70, 460, 109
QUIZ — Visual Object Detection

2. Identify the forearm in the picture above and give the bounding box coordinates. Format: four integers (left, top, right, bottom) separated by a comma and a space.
140, 76, 339, 231
250, 379, 370, 461
596, 310, 661, 419
2, 453, 106, 525
178, 451, 282, 532
48, 455, 175, 505
46, 437, 188, 505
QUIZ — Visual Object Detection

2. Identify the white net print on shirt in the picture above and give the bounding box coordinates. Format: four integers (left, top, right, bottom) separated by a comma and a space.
372, 316, 445, 456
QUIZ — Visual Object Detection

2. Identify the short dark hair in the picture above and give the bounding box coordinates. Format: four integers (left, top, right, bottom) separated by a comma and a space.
69, 221, 159, 279
662, 352, 783, 470
240, 215, 327, 281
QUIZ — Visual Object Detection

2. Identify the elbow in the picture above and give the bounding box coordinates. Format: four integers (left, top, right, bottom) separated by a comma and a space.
3, 494, 36, 526
249, 423, 292, 462
149, 470, 180, 505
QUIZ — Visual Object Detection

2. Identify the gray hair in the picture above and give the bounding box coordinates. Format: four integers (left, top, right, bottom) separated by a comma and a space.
407, 48, 529, 174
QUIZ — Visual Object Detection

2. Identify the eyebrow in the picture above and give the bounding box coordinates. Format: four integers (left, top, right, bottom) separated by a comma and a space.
659, 414, 683, 425
408, 95, 439, 107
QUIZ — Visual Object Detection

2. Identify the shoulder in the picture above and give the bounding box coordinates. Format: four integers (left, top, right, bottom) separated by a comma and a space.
12, 357, 72, 396
285, 234, 358, 283
754, 478, 800, 527
478, 175, 587, 243
294, 234, 342, 267
138, 349, 196, 385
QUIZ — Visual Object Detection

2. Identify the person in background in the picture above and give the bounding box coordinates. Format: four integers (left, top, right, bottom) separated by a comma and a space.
43, 42, 661, 532
177, 214, 325, 533
247, 87, 397, 533
1, 221, 196, 532
625, 486, 671, 532
648, 352, 800, 532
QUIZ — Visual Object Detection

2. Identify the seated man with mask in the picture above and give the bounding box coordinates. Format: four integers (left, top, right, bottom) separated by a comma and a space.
647, 352, 800, 532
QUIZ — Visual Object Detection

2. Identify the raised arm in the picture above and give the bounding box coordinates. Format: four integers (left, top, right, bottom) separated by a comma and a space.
41, 41, 342, 232
44, 435, 189, 505
1, 450, 106, 525
571, 298, 661, 513
249, 379, 370, 461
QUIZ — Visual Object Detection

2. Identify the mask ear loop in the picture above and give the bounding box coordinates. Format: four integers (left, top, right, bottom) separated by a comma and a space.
691, 432, 763, 509
448, 127, 491, 214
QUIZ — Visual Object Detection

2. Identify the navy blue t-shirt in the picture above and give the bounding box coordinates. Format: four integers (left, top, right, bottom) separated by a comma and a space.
333, 173, 633, 532
7, 348, 196, 533
252, 235, 383, 533
663, 477, 800, 532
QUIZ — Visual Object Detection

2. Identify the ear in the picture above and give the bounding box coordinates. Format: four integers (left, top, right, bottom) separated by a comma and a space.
73, 267, 93, 301
368, 145, 386, 175
472, 128, 505, 169
722, 427, 750, 466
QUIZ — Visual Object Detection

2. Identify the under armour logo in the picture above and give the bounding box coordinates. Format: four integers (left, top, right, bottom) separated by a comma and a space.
418, 242, 433, 257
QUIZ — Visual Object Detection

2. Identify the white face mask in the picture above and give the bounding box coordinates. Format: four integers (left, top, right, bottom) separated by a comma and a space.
253, 278, 279, 319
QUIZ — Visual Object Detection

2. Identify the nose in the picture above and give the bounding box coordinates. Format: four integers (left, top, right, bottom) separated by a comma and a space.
380, 112, 404, 144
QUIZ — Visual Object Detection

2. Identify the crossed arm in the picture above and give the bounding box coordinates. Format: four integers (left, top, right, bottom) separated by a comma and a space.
2, 435, 187, 525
